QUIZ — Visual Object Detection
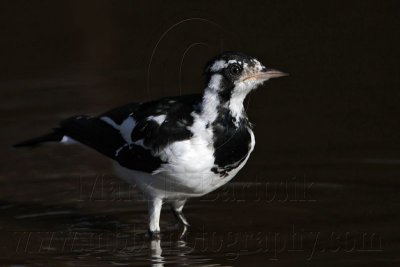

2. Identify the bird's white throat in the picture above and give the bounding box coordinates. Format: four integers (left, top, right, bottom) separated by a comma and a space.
200, 75, 223, 123
200, 74, 249, 125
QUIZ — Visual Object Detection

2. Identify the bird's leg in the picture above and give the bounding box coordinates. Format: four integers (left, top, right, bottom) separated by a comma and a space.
170, 199, 190, 229
170, 199, 190, 238
148, 198, 163, 238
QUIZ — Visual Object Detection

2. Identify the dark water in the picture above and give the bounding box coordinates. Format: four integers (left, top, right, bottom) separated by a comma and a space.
0, 166, 397, 266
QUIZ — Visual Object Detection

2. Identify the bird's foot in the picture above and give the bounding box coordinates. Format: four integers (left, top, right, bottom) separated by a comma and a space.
179, 225, 189, 239
173, 222, 190, 239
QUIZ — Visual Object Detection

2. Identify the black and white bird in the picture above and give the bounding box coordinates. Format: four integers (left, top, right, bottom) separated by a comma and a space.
14, 51, 287, 236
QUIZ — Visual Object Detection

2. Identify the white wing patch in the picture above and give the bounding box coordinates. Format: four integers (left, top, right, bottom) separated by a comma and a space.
133, 139, 149, 149
147, 114, 166, 125
120, 117, 137, 144
60, 136, 79, 145
100, 116, 120, 130
101, 114, 167, 152
100, 116, 137, 144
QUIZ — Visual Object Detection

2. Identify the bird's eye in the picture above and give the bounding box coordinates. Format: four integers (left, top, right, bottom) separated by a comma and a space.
229, 64, 242, 75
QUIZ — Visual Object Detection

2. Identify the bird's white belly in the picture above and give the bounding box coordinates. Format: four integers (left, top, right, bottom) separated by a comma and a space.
113, 164, 220, 199
113, 130, 255, 200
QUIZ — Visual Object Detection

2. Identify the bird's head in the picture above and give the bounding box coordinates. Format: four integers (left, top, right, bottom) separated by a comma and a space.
204, 51, 287, 101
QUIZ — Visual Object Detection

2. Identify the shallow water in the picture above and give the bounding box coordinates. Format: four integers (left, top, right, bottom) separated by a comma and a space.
0, 169, 397, 266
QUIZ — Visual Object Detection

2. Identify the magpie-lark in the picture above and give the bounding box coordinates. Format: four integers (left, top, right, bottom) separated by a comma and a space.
14, 51, 287, 237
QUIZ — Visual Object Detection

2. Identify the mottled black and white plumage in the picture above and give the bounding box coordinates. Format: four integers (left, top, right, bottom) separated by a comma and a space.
14, 51, 287, 236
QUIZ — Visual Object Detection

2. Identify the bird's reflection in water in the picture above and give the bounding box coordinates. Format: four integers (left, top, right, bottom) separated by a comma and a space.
148, 238, 225, 267
150, 239, 164, 267
150, 239, 188, 267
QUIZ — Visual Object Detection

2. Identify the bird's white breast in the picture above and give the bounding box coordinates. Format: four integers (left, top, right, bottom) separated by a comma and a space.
113, 128, 255, 200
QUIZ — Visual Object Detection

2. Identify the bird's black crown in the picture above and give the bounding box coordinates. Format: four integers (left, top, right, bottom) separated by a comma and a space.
203, 51, 256, 75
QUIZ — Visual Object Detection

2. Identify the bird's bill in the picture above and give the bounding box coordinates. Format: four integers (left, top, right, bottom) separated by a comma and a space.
262, 69, 288, 79
242, 69, 288, 82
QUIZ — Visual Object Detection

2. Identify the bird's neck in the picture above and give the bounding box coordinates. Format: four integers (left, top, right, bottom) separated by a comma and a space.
200, 75, 248, 126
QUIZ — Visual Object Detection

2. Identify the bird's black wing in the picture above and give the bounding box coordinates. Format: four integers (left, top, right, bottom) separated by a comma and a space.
102, 95, 201, 172
15, 94, 202, 173
126, 94, 201, 151
101, 94, 202, 172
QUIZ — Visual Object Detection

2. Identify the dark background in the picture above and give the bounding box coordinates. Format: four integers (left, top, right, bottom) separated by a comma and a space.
0, 1, 399, 266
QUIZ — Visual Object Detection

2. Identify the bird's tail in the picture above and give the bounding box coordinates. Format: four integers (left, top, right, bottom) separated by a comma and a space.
13, 131, 64, 148
13, 115, 126, 161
